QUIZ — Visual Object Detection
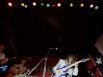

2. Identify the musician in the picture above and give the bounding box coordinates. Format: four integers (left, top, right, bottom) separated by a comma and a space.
53, 54, 79, 77
0, 43, 8, 77
0, 44, 8, 65
7, 58, 28, 76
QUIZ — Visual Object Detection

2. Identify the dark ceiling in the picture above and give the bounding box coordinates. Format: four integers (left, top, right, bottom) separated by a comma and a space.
0, 5, 102, 58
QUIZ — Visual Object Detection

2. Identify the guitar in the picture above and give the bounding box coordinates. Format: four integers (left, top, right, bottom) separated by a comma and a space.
53, 58, 89, 77
0, 57, 16, 72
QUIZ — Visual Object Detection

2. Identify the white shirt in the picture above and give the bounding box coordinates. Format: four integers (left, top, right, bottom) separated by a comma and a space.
53, 59, 78, 77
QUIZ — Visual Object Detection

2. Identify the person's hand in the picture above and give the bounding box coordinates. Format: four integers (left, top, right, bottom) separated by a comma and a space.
0, 58, 8, 65
5, 58, 8, 62
75, 63, 78, 68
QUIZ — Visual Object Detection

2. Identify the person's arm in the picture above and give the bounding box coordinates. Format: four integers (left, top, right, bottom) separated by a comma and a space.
73, 64, 79, 76
53, 59, 64, 71
0, 58, 8, 65
0, 53, 8, 65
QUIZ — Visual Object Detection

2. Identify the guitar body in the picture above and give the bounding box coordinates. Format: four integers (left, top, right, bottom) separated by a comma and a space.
53, 70, 66, 77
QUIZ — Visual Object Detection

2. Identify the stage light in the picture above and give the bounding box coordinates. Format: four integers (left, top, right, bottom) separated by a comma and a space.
41, 3, 44, 6
8, 2, 13, 7
24, 5, 28, 8
49, 48, 53, 50
70, 3, 73, 7
52, 4, 56, 7
21, 3, 25, 7
55, 47, 58, 50
94, 6, 99, 10
46, 4, 50, 7
32, 2, 36, 6
80, 3, 84, 7
57, 3, 61, 7
90, 4, 94, 8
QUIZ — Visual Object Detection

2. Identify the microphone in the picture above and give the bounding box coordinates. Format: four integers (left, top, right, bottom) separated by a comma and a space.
48, 47, 58, 51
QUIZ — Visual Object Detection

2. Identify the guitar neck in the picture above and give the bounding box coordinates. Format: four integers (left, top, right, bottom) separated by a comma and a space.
67, 60, 82, 68
64, 58, 89, 71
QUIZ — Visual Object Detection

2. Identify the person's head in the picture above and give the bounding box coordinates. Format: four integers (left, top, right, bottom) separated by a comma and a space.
66, 54, 77, 64
21, 59, 27, 65
0, 44, 6, 52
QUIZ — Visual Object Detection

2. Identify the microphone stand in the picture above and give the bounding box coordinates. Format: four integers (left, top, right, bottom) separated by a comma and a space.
27, 51, 50, 77
43, 51, 49, 77
27, 57, 45, 76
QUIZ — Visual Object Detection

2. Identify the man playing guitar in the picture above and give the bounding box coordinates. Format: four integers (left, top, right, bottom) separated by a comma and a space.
53, 54, 89, 77
53, 54, 79, 77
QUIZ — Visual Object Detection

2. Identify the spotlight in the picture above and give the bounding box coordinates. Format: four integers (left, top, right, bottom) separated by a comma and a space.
70, 3, 73, 7
90, 4, 94, 8
8, 2, 13, 7
57, 3, 61, 7
49, 48, 53, 50
55, 47, 58, 50
46, 4, 50, 7
21, 3, 25, 7
52, 4, 56, 7
94, 6, 99, 10
80, 3, 84, 7
41, 3, 44, 6
24, 5, 28, 8
32, 2, 36, 6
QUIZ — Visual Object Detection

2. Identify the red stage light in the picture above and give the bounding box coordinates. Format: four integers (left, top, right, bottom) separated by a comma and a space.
8, 2, 13, 7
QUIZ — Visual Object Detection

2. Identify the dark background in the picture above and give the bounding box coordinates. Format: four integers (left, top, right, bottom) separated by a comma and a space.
0, 0, 103, 58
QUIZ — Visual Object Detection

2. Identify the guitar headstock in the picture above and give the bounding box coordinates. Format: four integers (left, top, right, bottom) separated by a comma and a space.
81, 58, 90, 62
